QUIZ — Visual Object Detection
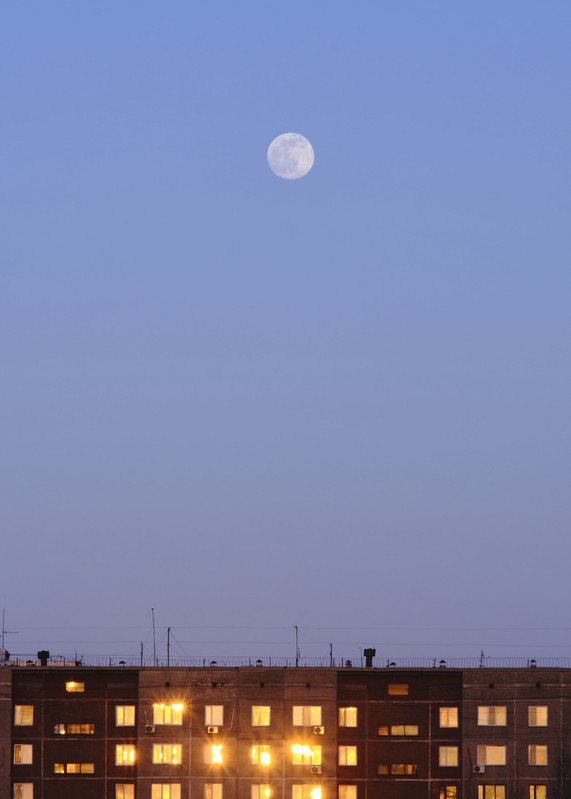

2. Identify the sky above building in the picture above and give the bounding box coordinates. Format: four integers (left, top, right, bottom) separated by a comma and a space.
2, 2, 570, 664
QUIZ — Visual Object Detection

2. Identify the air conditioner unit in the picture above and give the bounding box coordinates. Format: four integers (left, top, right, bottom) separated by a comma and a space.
145, 725, 156, 734
207, 726, 219, 734
473, 765, 485, 774
313, 726, 325, 735
311, 765, 323, 774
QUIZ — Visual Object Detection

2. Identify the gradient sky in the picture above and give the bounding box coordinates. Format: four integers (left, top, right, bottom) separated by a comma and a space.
2, 2, 570, 664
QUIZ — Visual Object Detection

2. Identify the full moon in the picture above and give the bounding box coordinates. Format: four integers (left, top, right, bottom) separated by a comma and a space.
267, 133, 314, 180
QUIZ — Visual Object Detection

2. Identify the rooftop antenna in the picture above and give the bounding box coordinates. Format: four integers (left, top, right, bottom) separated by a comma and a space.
167, 627, 171, 667
294, 625, 300, 667
152, 608, 157, 666
1, 609, 18, 651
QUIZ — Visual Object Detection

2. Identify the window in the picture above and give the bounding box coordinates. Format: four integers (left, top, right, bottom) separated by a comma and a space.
14, 745, 33, 765
116, 745, 136, 765
14, 706, 34, 726
477, 746, 507, 766
204, 744, 224, 764
153, 703, 184, 725
388, 684, 408, 696
438, 789, 457, 799
439, 747, 459, 767
65, 681, 85, 692
116, 706, 136, 726
116, 787, 135, 799
55, 723, 94, 735
390, 725, 419, 736
252, 785, 271, 799
378, 765, 389, 775
54, 763, 94, 774
529, 707, 548, 727
390, 764, 418, 775
339, 787, 357, 799
292, 786, 321, 799
529, 746, 548, 766
292, 745, 321, 765
477, 707, 507, 726
529, 787, 547, 799
205, 784, 223, 799
252, 706, 271, 726
477, 788, 505, 799
338, 746, 357, 766
153, 744, 182, 765
339, 707, 357, 727
14, 786, 33, 799
439, 707, 459, 728
152, 786, 181, 799
293, 706, 322, 726
251, 745, 271, 765
205, 705, 224, 726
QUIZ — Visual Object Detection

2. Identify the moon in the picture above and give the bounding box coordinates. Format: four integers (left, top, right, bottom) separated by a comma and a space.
267, 133, 315, 180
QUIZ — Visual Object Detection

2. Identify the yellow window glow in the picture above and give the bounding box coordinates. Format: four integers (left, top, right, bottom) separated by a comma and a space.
211, 745, 223, 764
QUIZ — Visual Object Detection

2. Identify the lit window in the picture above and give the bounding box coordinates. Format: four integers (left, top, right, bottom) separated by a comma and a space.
339, 787, 357, 799
14, 785, 33, 799
377, 765, 389, 775
65, 681, 85, 693
252, 706, 271, 726
439, 707, 459, 728
439, 789, 457, 799
251, 745, 271, 765
292, 786, 321, 799
338, 746, 357, 766
153, 744, 182, 765
378, 726, 389, 736
116, 787, 135, 799
390, 725, 419, 736
13, 745, 33, 765
477, 706, 507, 726
152, 786, 181, 799
529, 746, 548, 766
387, 684, 408, 696
529, 787, 547, 799
477, 788, 505, 799
205, 706, 224, 726
116, 706, 136, 726
477, 746, 507, 766
116, 745, 136, 766
439, 747, 459, 767
153, 703, 184, 725
56, 763, 94, 774
205, 784, 223, 799
14, 706, 34, 726
63, 723, 95, 735
204, 744, 224, 764
338, 707, 357, 727
390, 764, 418, 775
293, 706, 322, 726
292, 745, 321, 765
529, 707, 548, 727
252, 785, 271, 799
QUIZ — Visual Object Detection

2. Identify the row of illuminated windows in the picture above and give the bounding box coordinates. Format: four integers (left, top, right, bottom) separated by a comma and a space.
12, 741, 553, 768
12, 785, 550, 799
14, 702, 550, 730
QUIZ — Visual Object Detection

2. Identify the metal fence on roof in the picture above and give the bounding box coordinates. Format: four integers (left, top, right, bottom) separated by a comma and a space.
2, 654, 571, 669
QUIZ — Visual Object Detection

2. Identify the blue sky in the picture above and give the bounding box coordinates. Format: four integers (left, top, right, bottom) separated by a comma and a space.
1, 2, 570, 663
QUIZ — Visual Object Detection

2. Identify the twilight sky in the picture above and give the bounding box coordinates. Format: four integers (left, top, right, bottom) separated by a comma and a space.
1, 2, 570, 664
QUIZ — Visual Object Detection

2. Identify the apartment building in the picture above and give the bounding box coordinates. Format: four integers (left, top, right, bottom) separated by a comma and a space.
4, 663, 571, 799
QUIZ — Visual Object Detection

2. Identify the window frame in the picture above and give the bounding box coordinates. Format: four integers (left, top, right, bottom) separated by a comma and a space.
205, 705, 224, 726
14, 706, 34, 726
292, 706, 322, 726
115, 745, 136, 766
529, 745, 548, 766
439, 746, 459, 767
338, 707, 358, 727
252, 706, 271, 726
529, 706, 548, 727
439, 707, 459, 728
476, 745, 507, 766
338, 745, 358, 766
13, 744, 33, 765
477, 706, 507, 726
153, 744, 182, 765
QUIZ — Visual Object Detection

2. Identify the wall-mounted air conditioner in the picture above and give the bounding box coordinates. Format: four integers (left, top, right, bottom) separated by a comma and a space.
145, 724, 156, 734
207, 726, 219, 734
313, 726, 325, 735
473, 765, 485, 774
311, 766, 323, 774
